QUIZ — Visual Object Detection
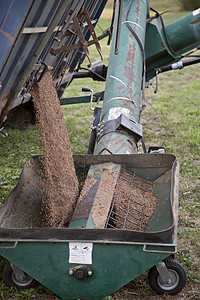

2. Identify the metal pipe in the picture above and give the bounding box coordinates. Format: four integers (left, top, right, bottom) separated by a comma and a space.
165, 9, 200, 55
156, 56, 200, 74
95, 0, 148, 155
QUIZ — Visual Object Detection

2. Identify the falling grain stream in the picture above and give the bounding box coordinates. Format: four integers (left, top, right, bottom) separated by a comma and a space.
31, 71, 79, 227
31, 72, 157, 229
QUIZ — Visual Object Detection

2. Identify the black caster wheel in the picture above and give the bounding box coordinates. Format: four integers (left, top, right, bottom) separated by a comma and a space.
148, 259, 186, 295
3, 262, 39, 290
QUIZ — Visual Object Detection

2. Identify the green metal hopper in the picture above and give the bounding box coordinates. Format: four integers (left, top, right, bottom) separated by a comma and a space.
0, 153, 186, 299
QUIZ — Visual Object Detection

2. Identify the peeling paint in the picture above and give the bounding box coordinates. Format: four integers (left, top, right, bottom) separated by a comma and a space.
190, 16, 200, 24
0, 29, 14, 43
124, 40, 137, 102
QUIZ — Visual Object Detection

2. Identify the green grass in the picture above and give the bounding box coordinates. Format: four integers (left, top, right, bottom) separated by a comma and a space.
0, 5, 200, 300
0, 126, 40, 203
140, 66, 200, 296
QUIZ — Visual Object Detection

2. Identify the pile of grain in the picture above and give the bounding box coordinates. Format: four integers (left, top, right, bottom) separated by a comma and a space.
31, 71, 79, 227
110, 169, 157, 231
91, 167, 119, 228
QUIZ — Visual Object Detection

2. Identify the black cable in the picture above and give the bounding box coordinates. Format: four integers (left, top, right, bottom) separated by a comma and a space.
108, 0, 117, 45
78, 67, 106, 81
125, 1, 145, 64
181, 48, 200, 58
150, 7, 180, 58
183, 55, 200, 58
147, 10, 170, 23
150, 8, 200, 62
141, 137, 147, 153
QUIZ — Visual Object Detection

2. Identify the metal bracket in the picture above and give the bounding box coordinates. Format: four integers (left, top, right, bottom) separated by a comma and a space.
143, 244, 177, 254
0, 241, 17, 249
33, 61, 48, 83
156, 261, 172, 285
148, 146, 165, 154
22, 26, 61, 34
50, 10, 103, 66
73, 15, 92, 66
82, 10, 103, 61
10, 263, 27, 283
87, 106, 102, 154
98, 114, 142, 142
82, 87, 94, 110
0, 126, 8, 138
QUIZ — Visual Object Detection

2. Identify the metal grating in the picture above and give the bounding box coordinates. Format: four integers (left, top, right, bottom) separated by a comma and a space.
105, 169, 155, 232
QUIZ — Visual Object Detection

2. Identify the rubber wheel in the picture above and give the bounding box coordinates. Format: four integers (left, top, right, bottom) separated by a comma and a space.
148, 259, 186, 295
3, 263, 39, 290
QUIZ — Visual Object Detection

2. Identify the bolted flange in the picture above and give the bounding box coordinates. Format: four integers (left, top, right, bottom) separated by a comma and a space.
68, 265, 93, 280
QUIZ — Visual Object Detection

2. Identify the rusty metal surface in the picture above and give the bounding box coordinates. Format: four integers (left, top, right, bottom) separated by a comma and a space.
73, 153, 176, 172
0, 0, 73, 124
0, 0, 108, 126
0, 156, 46, 228
94, 0, 148, 156
0, 154, 178, 245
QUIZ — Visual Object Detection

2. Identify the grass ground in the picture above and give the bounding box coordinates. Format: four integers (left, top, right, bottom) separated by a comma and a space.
0, 1, 199, 299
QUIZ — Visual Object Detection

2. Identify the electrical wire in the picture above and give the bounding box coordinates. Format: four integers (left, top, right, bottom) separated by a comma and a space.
77, 67, 106, 81
107, 0, 117, 45
150, 7, 179, 58
149, 8, 200, 60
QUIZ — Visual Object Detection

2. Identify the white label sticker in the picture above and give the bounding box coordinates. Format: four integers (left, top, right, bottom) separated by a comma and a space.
69, 242, 93, 264
108, 107, 130, 121
193, 8, 200, 16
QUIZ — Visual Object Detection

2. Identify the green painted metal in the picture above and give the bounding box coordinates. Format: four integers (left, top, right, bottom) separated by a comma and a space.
95, 0, 148, 155
60, 91, 104, 105
145, 9, 200, 81
0, 152, 178, 298
69, 0, 149, 230
166, 10, 200, 54
1, 153, 177, 234
0, 241, 175, 299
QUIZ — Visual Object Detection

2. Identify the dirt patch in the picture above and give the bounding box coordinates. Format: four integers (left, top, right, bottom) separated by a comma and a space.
31, 72, 79, 227
109, 169, 157, 231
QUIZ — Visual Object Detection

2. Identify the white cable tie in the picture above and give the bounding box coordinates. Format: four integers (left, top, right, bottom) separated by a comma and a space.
107, 96, 137, 107
110, 75, 127, 87
121, 21, 144, 32
171, 61, 183, 70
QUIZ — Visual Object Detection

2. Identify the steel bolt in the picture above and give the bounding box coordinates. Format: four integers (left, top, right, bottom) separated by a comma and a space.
74, 268, 87, 280
167, 279, 172, 285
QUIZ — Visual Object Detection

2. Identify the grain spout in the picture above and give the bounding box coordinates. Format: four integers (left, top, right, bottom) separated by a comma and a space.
31, 71, 79, 227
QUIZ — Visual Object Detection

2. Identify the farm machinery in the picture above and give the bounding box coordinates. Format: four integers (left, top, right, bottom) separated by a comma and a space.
0, 0, 200, 299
